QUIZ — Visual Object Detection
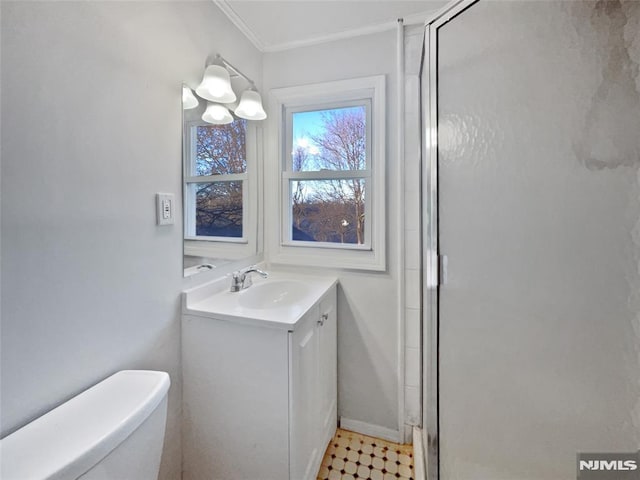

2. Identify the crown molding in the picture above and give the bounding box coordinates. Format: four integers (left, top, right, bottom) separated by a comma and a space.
212, 0, 267, 52
263, 18, 396, 53
263, 11, 434, 53
213, 0, 439, 54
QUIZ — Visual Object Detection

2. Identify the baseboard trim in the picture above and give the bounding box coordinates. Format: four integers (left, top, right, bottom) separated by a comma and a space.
339, 417, 402, 443
413, 427, 425, 480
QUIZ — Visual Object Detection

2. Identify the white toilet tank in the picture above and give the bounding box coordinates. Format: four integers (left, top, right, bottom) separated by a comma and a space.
0, 370, 170, 480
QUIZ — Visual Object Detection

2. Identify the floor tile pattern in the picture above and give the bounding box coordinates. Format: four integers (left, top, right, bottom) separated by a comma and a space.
317, 428, 414, 480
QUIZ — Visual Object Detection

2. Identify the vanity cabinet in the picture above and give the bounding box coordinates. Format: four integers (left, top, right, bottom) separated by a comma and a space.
290, 291, 337, 480
182, 283, 337, 480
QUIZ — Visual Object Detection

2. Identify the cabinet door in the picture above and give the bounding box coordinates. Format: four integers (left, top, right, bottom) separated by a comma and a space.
318, 288, 337, 446
290, 307, 320, 480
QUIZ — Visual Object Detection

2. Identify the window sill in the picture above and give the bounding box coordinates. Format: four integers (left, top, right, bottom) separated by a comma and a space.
269, 244, 385, 272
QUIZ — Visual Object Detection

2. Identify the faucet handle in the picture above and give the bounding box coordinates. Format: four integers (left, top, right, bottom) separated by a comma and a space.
230, 270, 243, 292
230, 266, 268, 292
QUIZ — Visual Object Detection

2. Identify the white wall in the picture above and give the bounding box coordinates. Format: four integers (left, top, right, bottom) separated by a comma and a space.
263, 30, 403, 438
0, 2, 261, 478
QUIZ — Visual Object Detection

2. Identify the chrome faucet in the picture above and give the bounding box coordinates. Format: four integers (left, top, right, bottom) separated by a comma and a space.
230, 265, 268, 292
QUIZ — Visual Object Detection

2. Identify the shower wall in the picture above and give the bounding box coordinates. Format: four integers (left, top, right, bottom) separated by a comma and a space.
435, 1, 640, 478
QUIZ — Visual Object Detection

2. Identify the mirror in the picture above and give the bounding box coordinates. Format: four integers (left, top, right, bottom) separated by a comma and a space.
182, 82, 262, 277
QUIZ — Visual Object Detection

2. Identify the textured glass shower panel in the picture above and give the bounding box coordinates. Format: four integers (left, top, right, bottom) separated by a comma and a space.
437, 1, 640, 479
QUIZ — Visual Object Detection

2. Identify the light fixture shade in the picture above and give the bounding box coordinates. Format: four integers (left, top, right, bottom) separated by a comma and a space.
234, 89, 267, 120
182, 86, 199, 109
202, 103, 233, 125
195, 65, 236, 103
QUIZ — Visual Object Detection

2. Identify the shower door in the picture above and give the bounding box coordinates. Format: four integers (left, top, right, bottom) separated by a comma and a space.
424, 1, 640, 478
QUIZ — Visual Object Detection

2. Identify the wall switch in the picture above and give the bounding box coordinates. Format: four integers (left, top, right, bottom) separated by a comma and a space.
156, 193, 175, 226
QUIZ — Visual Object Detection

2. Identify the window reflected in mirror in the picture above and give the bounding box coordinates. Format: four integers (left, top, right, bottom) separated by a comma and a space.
184, 121, 247, 241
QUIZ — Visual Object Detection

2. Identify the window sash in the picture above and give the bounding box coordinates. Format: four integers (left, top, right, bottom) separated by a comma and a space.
187, 121, 247, 176
184, 176, 249, 243
281, 176, 372, 250
285, 99, 372, 173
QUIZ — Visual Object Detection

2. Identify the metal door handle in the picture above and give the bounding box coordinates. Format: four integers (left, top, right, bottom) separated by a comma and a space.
439, 254, 448, 285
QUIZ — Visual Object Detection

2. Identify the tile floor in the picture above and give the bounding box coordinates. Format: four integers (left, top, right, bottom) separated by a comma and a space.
317, 428, 414, 480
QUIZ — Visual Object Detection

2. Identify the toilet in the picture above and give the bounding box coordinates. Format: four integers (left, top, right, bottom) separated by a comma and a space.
0, 370, 170, 480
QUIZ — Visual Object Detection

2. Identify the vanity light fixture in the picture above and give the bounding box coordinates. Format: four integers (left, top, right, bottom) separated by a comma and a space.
235, 87, 267, 121
195, 54, 267, 125
202, 102, 233, 125
196, 64, 236, 104
182, 86, 199, 110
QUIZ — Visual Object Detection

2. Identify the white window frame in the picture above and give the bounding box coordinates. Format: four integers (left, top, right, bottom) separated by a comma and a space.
282, 98, 372, 250
183, 119, 258, 260
267, 75, 386, 271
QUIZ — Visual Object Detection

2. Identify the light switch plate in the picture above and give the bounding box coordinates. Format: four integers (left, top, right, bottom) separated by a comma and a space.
156, 193, 175, 226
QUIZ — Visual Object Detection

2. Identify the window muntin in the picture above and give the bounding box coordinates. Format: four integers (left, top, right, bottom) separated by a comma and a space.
185, 119, 248, 242
283, 101, 372, 248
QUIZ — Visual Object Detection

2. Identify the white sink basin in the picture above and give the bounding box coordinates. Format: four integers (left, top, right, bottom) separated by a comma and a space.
183, 271, 338, 329
239, 280, 309, 309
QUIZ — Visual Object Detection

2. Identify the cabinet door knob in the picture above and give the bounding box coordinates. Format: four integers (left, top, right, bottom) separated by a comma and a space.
318, 313, 329, 326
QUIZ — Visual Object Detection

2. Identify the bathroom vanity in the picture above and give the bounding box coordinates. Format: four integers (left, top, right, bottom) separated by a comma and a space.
182, 271, 337, 480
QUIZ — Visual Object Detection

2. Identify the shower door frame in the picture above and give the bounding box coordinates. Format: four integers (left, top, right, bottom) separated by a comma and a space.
420, 1, 479, 479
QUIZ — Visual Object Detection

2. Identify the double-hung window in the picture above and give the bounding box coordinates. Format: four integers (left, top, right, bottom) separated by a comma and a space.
184, 118, 257, 259
285, 102, 371, 247
269, 76, 386, 270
